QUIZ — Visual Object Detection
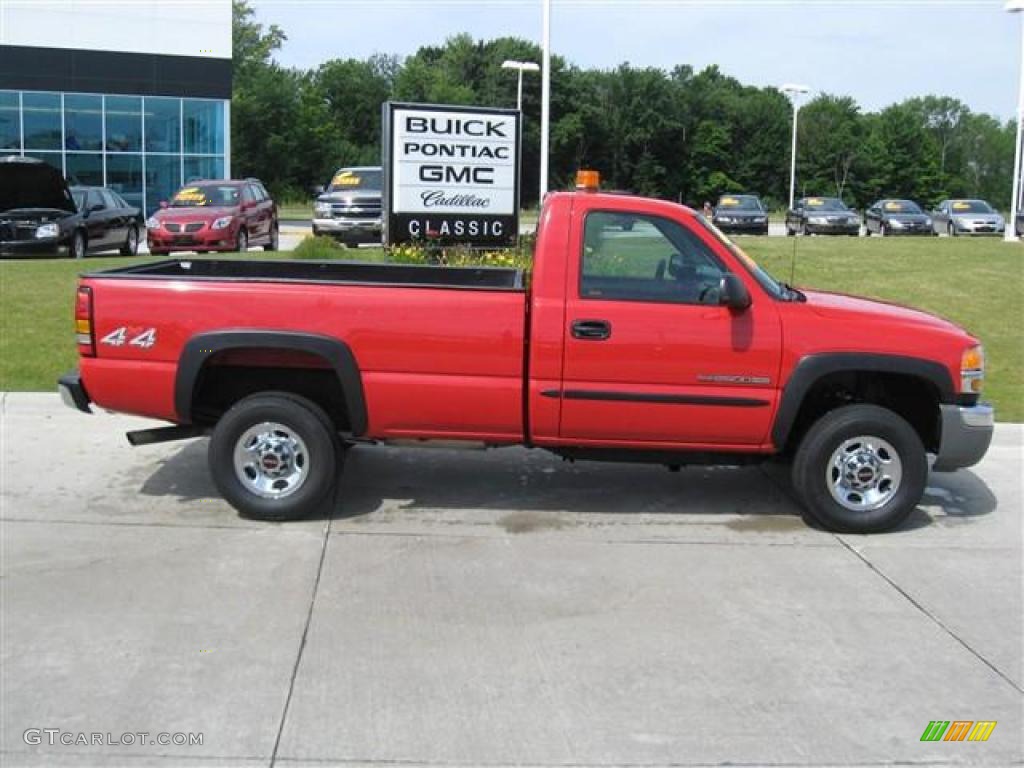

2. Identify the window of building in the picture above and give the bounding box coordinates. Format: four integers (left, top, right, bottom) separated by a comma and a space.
66, 153, 104, 187
23, 92, 62, 150
105, 96, 142, 152
0, 91, 20, 150
144, 97, 180, 153
580, 211, 726, 305
64, 94, 103, 151
184, 155, 224, 183
24, 152, 63, 174
106, 153, 143, 211
146, 154, 181, 209
183, 99, 224, 155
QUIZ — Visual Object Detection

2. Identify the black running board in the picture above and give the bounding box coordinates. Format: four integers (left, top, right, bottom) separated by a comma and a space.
126, 425, 205, 446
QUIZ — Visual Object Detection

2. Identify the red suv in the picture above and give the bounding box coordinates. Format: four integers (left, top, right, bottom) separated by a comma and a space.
147, 179, 278, 254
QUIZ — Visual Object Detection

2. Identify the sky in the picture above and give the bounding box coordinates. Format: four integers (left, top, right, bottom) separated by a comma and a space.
253, 0, 1020, 120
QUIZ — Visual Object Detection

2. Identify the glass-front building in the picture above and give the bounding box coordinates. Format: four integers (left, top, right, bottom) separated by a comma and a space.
0, 91, 228, 214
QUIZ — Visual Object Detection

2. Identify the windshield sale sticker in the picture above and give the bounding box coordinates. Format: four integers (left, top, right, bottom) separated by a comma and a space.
383, 102, 521, 246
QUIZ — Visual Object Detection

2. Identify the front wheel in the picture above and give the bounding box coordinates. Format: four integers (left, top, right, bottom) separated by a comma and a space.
791, 404, 927, 533
208, 393, 339, 521
235, 228, 248, 253
263, 224, 279, 251
70, 230, 86, 259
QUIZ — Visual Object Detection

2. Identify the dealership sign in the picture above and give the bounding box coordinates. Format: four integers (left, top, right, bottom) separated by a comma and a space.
382, 102, 520, 247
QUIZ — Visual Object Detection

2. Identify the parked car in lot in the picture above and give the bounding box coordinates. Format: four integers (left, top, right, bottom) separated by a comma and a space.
312, 166, 382, 246
863, 199, 935, 237
711, 194, 769, 235
785, 197, 860, 236
1, 156, 142, 258
60, 174, 993, 534
1017, 211, 1024, 237
147, 179, 278, 255
930, 199, 1005, 236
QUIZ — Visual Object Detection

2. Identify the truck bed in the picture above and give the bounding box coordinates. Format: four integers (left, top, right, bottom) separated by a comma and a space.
88, 258, 525, 291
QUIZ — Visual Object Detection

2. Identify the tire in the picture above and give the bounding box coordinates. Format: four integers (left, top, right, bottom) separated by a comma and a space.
120, 225, 139, 256
947, 222, 957, 237
263, 224, 279, 251
235, 228, 248, 253
799, 222, 808, 236
208, 393, 339, 521
70, 230, 86, 259
878, 223, 887, 237
791, 404, 927, 533
785, 225, 794, 237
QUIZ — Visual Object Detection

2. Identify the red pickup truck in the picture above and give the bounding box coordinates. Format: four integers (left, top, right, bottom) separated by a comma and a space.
59, 188, 993, 532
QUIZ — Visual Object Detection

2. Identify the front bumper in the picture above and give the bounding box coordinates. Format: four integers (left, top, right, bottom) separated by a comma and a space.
0, 237, 66, 257
715, 219, 769, 234
884, 224, 935, 236
312, 217, 382, 238
805, 222, 860, 235
58, 370, 92, 414
952, 220, 1005, 235
148, 227, 237, 251
932, 403, 993, 472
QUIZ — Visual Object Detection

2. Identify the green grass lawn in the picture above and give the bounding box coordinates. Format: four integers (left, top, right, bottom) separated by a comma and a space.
1, 236, 1021, 419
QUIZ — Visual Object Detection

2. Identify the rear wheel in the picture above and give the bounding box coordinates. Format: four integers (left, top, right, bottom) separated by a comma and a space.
208, 393, 339, 521
120, 225, 139, 256
947, 222, 957, 237
263, 223, 279, 251
792, 404, 926, 533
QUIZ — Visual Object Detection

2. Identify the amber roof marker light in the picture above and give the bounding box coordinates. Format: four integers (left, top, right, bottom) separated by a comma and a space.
575, 170, 600, 192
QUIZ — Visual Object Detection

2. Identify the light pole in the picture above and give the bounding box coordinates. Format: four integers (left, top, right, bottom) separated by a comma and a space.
779, 83, 810, 210
1005, 1, 1024, 242
501, 60, 540, 112
540, 0, 551, 201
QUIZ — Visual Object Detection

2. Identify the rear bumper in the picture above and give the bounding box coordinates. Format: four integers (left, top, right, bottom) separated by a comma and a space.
932, 403, 993, 472
58, 370, 92, 413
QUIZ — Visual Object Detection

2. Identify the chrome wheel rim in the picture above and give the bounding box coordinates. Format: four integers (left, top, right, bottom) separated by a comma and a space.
73, 235, 84, 259
233, 422, 309, 499
827, 435, 902, 512
128, 228, 137, 252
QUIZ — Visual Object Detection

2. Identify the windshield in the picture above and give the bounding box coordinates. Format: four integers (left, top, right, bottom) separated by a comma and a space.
951, 200, 994, 214
882, 200, 922, 214
717, 196, 763, 212
803, 198, 849, 211
170, 184, 240, 208
72, 190, 87, 211
693, 215, 787, 300
327, 169, 382, 193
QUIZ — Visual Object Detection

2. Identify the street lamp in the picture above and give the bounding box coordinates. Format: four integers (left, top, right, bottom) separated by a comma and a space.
1005, 0, 1024, 242
779, 83, 810, 211
501, 59, 540, 112
540, 0, 551, 201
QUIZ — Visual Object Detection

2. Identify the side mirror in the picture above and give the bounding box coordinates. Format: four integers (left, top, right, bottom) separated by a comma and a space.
90, 203, 104, 213
719, 274, 751, 311
159, 200, 168, 209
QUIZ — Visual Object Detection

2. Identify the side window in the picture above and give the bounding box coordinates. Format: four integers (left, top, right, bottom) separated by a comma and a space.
241, 185, 255, 203
99, 189, 120, 209
87, 190, 106, 210
580, 211, 727, 305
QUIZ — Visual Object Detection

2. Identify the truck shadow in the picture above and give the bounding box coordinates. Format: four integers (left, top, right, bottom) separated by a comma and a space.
138, 441, 997, 532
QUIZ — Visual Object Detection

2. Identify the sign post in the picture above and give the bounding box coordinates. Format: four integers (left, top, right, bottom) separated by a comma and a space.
382, 102, 521, 248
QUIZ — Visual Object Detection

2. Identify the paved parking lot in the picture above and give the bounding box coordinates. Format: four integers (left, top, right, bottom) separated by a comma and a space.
1, 393, 1021, 767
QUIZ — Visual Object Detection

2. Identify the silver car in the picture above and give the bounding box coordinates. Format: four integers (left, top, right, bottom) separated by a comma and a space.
312, 166, 383, 246
931, 199, 1005, 236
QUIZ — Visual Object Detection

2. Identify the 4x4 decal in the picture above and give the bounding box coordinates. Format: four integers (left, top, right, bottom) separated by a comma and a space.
101, 327, 157, 349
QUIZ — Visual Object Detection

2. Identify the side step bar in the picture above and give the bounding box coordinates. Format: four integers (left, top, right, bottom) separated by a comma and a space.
126, 425, 206, 447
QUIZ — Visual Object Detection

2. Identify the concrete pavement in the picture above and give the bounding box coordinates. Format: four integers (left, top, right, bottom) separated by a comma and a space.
1, 392, 1021, 766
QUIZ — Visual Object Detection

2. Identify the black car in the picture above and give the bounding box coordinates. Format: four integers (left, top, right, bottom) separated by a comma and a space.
785, 197, 860, 236
711, 194, 769, 235
0, 156, 142, 258
863, 199, 936, 237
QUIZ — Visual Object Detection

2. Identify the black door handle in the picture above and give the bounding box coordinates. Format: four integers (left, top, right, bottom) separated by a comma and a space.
571, 319, 611, 340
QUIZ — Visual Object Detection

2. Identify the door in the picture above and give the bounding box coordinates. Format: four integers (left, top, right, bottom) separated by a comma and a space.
558, 209, 783, 446
99, 189, 128, 247
83, 190, 111, 251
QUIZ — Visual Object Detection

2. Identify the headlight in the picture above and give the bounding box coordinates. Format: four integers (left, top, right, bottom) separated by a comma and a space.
211, 216, 234, 230
314, 202, 331, 214
146, 216, 161, 229
755, 216, 767, 223
924, 217, 932, 226
34, 222, 59, 239
960, 345, 984, 394
889, 219, 904, 228
716, 216, 732, 223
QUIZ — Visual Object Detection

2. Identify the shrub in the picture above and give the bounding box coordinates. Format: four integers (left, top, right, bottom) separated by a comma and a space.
291, 235, 347, 260
384, 238, 534, 271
